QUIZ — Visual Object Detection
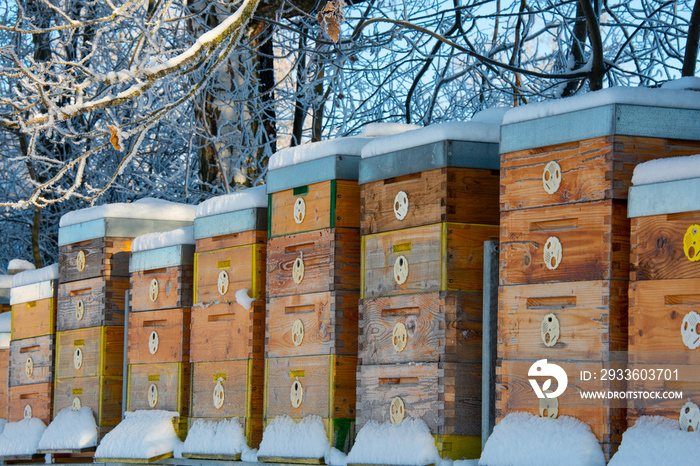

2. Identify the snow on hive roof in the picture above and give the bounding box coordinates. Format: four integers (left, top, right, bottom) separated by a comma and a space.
345, 419, 440, 466
195, 185, 267, 218
608, 416, 700, 466
7, 259, 35, 275
479, 412, 605, 466
0, 276, 11, 289
0, 313, 10, 333
11, 263, 58, 288
661, 76, 700, 91
182, 418, 249, 456
632, 154, 700, 186
59, 198, 196, 227
0, 418, 47, 456
37, 406, 97, 451
257, 415, 330, 459
131, 227, 195, 253
503, 84, 700, 125
95, 410, 181, 460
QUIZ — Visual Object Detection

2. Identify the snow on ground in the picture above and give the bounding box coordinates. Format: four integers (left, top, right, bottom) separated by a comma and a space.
60, 198, 195, 227
7, 259, 35, 274
11, 264, 58, 288
94, 410, 182, 459
479, 412, 605, 466
182, 418, 250, 456
195, 185, 267, 218
131, 227, 195, 253
608, 416, 700, 466
0, 418, 46, 456
257, 416, 330, 459
631, 154, 700, 186
37, 407, 97, 451
346, 419, 441, 466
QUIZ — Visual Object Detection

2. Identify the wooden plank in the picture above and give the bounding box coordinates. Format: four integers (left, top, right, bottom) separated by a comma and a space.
194, 244, 266, 304
190, 359, 264, 420
360, 167, 499, 236
53, 376, 122, 427
266, 228, 361, 298
127, 362, 189, 414
258, 456, 325, 464
130, 266, 194, 312
189, 302, 264, 362
59, 237, 132, 282
127, 308, 190, 365
631, 211, 700, 281
57, 276, 129, 331
9, 335, 55, 386
498, 280, 628, 361
181, 453, 242, 461
55, 326, 124, 379
8, 382, 53, 423
11, 297, 55, 340
195, 229, 267, 253
96, 452, 173, 463
266, 291, 359, 358
358, 291, 482, 365
627, 362, 700, 422
0, 348, 8, 419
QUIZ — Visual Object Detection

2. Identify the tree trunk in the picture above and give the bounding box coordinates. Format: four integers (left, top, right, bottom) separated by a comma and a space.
683, 0, 700, 76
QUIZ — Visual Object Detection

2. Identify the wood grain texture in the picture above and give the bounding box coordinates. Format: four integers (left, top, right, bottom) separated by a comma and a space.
55, 326, 124, 379
9, 335, 55, 386
54, 376, 123, 427
356, 362, 481, 436
190, 359, 264, 420
499, 200, 630, 285
59, 237, 132, 282
127, 362, 190, 414
0, 349, 8, 419
358, 291, 482, 365
500, 135, 700, 211
130, 266, 194, 312
270, 180, 360, 237
127, 308, 190, 365
196, 230, 267, 253
264, 355, 357, 420
627, 362, 700, 422
8, 382, 53, 423
194, 244, 266, 304
361, 167, 499, 236
499, 280, 628, 360
363, 223, 498, 299
189, 302, 265, 362
266, 291, 359, 357
631, 212, 700, 281
57, 276, 129, 331
11, 297, 56, 340
266, 228, 361, 298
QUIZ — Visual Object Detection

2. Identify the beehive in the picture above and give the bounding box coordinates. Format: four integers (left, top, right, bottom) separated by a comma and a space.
0, 275, 14, 419
497, 89, 700, 458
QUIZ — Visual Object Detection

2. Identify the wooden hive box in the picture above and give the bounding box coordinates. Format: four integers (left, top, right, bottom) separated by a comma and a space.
11, 279, 57, 340
57, 276, 129, 331
9, 335, 55, 387
194, 243, 266, 305
54, 375, 122, 438
9, 382, 53, 423
127, 362, 190, 431
190, 302, 264, 362
0, 347, 8, 419
130, 244, 195, 312
127, 308, 190, 365
55, 326, 124, 380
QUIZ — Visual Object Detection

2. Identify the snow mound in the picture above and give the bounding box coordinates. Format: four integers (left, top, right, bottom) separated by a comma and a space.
631, 154, 700, 186
0, 313, 10, 333
608, 415, 700, 466
0, 333, 9, 349
0, 418, 47, 456
471, 106, 510, 125
479, 412, 605, 466
182, 418, 249, 456
360, 123, 421, 137
94, 410, 181, 460
11, 264, 58, 288
195, 185, 267, 218
131, 227, 195, 253
60, 198, 196, 227
661, 77, 700, 91
258, 415, 329, 459
346, 419, 440, 466
7, 259, 35, 275
38, 407, 97, 451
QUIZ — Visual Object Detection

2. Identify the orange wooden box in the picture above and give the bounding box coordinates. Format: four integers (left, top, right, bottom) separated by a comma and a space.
57, 276, 129, 331
0, 348, 7, 419
130, 266, 194, 312
55, 326, 124, 380
11, 297, 55, 340
9, 382, 53, 423
194, 244, 266, 305
627, 362, 700, 422
266, 228, 360, 298
361, 167, 499, 236
59, 237, 132, 282
266, 291, 359, 358
190, 301, 264, 362
54, 375, 122, 430
9, 335, 55, 387
127, 362, 190, 415
196, 230, 266, 254
127, 308, 190, 365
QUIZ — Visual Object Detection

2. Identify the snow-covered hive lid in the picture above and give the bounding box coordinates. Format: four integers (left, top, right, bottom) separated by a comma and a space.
0, 275, 11, 305
129, 227, 195, 273
193, 186, 268, 240
266, 123, 419, 194
501, 81, 700, 154
7, 259, 35, 275
359, 108, 506, 184
628, 154, 700, 218
10, 264, 58, 306
58, 198, 196, 246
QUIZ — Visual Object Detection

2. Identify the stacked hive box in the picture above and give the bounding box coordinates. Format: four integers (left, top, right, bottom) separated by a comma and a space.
126, 227, 195, 438
357, 121, 501, 461
263, 138, 367, 457
627, 157, 700, 429
8, 264, 58, 424
186, 186, 268, 455
497, 90, 700, 458
0, 275, 11, 419
54, 202, 194, 442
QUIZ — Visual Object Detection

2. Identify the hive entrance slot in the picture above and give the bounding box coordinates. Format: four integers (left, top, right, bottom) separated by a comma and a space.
665, 294, 700, 305
19, 393, 39, 400
379, 377, 418, 385
208, 314, 236, 322
284, 304, 315, 315
530, 218, 578, 232
143, 320, 167, 327
143, 268, 167, 275
211, 232, 240, 243
285, 242, 315, 254
69, 288, 91, 296
526, 296, 576, 309
383, 173, 421, 185
381, 307, 419, 316
19, 346, 40, 353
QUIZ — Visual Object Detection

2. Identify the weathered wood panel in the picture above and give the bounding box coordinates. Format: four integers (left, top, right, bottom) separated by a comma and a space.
8, 382, 53, 423
361, 167, 499, 236
264, 355, 356, 420
127, 308, 190, 365
266, 228, 360, 298
194, 244, 265, 305
55, 326, 124, 379
190, 359, 264, 420
59, 237, 132, 282
130, 266, 194, 312
196, 230, 267, 253
627, 363, 700, 422
363, 223, 498, 299
9, 335, 55, 386
57, 276, 129, 330
631, 211, 700, 281
127, 362, 190, 414
356, 362, 481, 436
0, 348, 8, 419
189, 302, 264, 362
11, 297, 55, 340
266, 291, 359, 358
358, 291, 482, 365
54, 376, 123, 427
500, 135, 700, 211
270, 180, 360, 237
